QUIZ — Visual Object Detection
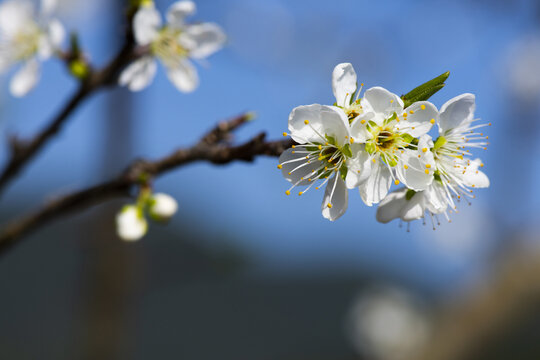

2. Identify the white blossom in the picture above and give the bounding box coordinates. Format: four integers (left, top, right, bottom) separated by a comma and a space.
148, 192, 178, 221
119, 0, 225, 92
0, 0, 64, 97
116, 205, 148, 241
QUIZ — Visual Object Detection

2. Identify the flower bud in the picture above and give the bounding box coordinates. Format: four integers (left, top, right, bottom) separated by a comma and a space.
148, 193, 178, 222
116, 205, 148, 241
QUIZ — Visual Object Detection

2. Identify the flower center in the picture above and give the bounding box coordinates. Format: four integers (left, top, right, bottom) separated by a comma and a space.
12, 25, 41, 61
151, 28, 188, 65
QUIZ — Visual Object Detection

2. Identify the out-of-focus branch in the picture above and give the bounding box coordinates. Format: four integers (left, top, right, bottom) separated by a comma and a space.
0, 113, 294, 255
0, 6, 148, 199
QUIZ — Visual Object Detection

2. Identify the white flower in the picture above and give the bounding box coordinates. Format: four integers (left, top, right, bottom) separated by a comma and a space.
0, 0, 64, 97
148, 192, 178, 221
376, 95, 491, 227
344, 79, 439, 206
279, 104, 367, 221
116, 205, 148, 241
119, 0, 226, 92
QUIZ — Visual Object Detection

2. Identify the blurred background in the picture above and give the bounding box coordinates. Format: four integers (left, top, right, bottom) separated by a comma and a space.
1, 0, 540, 359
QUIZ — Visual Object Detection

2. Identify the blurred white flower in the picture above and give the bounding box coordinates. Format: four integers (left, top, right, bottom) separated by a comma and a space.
119, 0, 226, 93
116, 205, 148, 241
0, 0, 64, 97
148, 192, 178, 222
346, 287, 431, 360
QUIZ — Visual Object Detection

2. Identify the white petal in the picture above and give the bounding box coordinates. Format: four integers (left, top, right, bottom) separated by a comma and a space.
166, 0, 196, 27
349, 113, 375, 143
396, 136, 435, 191
462, 158, 490, 188
41, 0, 57, 15
119, 56, 157, 91
180, 23, 226, 59
38, 19, 65, 59
438, 93, 476, 134
362, 86, 404, 121
424, 183, 448, 214
321, 176, 348, 221
0, 1, 34, 38
165, 59, 199, 92
401, 193, 425, 221
116, 205, 148, 241
358, 162, 392, 206
133, 4, 161, 46
400, 101, 437, 137
278, 148, 321, 186
345, 146, 372, 189
376, 188, 408, 223
149, 193, 178, 221
10, 59, 40, 97
288, 104, 349, 145
332, 63, 357, 107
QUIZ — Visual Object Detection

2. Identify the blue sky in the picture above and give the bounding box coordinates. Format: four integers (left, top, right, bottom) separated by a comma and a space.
1, 0, 539, 292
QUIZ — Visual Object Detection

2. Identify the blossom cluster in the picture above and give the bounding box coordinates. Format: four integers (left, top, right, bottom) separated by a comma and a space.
279, 63, 490, 227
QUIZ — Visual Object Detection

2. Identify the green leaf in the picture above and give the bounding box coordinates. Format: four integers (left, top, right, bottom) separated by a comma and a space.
401, 71, 450, 108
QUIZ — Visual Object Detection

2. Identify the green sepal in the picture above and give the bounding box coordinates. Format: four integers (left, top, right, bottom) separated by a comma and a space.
305, 146, 319, 152
366, 121, 379, 135
381, 153, 397, 167
349, 89, 357, 105
405, 189, 416, 201
401, 71, 450, 108
433, 136, 447, 151
339, 164, 348, 180
383, 112, 397, 126
325, 134, 336, 146
433, 170, 442, 183
341, 144, 353, 158
400, 133, 414, 145
365, 142, 376, 154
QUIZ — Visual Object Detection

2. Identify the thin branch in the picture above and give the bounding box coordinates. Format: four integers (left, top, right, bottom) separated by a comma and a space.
0, 114, 294, 255
0, 6, 146, 198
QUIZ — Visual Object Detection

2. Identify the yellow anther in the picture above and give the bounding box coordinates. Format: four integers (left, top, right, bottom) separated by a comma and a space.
372, 158, 376, 163
360, 119, 366, 124
424, 169, 429, 174
409, 110, 414, 114
350, 137, 354, 144
480, 163, 484, 167
304, 120, 309, 125
325, 142, 329, 145
360, 83, 364, 86
325, 167, 328, 170
430, 118, 435, 124
277, 164, 283, 169
472, 184, 475, 188
318, 145, 322, 150
488, 122, 492, 126
327, 203, 333, 208
394, 180, 400, 185
426, 164, 431, 168
483, 147, 487, 150
411, 126, 415, 130
298, 191, 303, 196
285, 190, 290, 195
282, 132, 288, 137
292, 145, 296, 148
421, 105, 426, 110
476, 170, 479, 174
422, 147, 427, 153
417, 155, 421, 158
390, 100, 394, 103
403, 113, 408, 118
404, 165, 408, 169
288, 172, 291, 175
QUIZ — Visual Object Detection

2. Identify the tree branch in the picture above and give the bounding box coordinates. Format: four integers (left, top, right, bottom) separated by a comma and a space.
0, 6, 146, 198
0, 114, 294, 255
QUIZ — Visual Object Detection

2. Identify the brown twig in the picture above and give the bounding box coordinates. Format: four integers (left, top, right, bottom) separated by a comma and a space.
0, 114, 294, 255
0, 6, 147, 199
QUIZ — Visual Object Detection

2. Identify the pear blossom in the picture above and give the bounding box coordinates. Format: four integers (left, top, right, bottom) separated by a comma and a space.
148, 192, 178, 221
279, 104, 368, 221
119, 0, 226, 92
346, 82, 439, 206
0, 0, 65, 97
116, 205, 148, 241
